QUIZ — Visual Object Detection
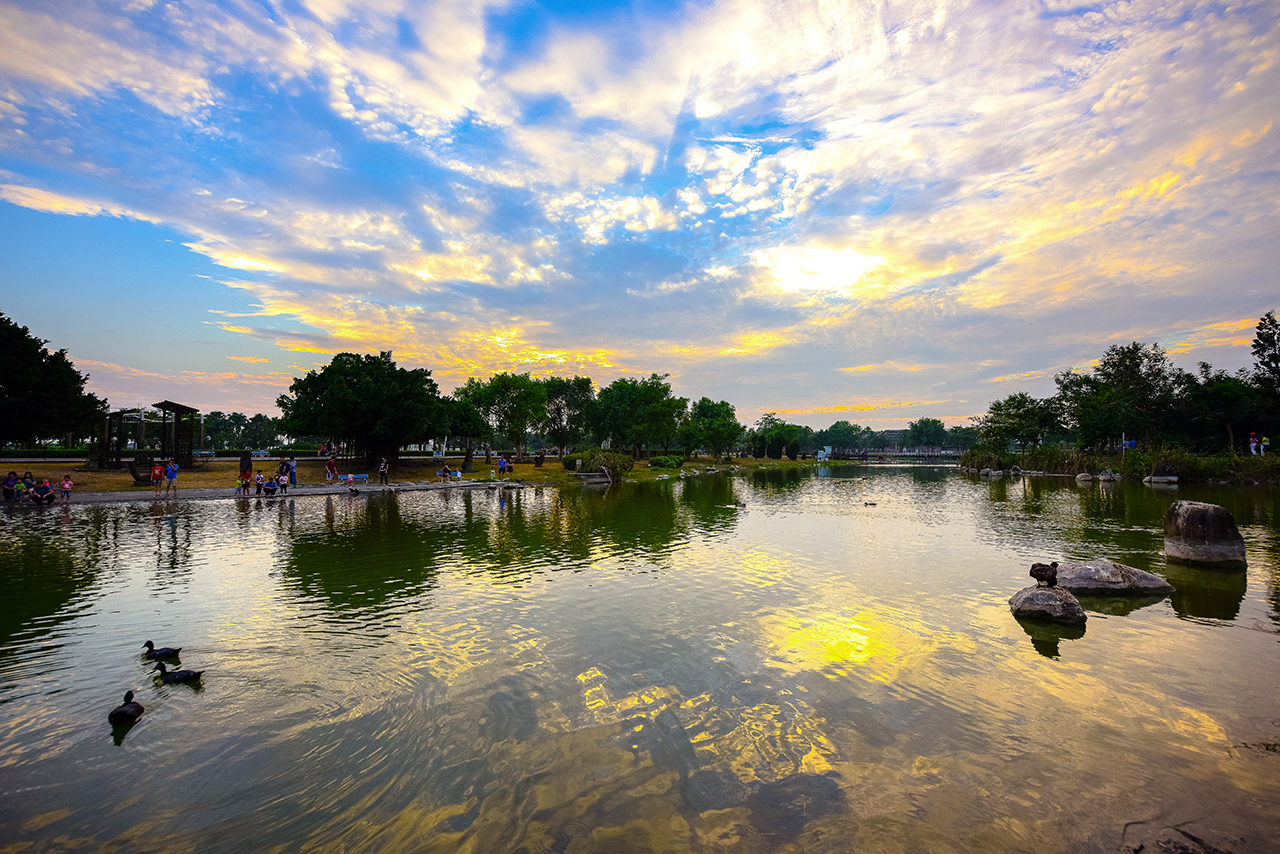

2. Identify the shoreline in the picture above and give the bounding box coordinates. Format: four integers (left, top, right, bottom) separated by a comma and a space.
2, 478, 532, 508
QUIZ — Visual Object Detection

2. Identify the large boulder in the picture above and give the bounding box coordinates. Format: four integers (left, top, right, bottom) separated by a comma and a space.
1164, 501, 1246, 566
1009, 586, 1087, 625
1056, 558, 1173, 596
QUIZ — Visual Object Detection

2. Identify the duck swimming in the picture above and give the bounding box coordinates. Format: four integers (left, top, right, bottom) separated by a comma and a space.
108, 690, 145, 724
142, 640, 181, 660
153, 662, 204, 683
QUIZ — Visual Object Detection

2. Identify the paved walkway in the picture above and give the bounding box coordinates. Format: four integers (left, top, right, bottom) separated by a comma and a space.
13, 479, 525, 508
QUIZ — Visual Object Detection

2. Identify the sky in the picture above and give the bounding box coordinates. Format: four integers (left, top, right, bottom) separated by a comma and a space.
1, 0, 1277, 429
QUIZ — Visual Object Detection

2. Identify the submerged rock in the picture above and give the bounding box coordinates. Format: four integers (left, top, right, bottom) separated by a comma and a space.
1056, 558, 1173, 596
1009, 585, 1086, 624
1164, 500, 1246, 566
747, 773, 844, 838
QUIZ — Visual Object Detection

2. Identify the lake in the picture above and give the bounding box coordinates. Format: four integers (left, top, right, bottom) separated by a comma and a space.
1, 466, 1277, 852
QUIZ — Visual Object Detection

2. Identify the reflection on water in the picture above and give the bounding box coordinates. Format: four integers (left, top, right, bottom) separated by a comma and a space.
1, 470, 1278, 853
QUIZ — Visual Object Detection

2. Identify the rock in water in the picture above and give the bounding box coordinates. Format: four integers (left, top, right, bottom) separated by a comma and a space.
1009, 586, 1087, 625
1164, 501, 1246, 566
1056, 558, 1174, 596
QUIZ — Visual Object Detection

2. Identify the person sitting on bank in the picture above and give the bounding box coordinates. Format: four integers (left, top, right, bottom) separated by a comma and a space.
31, 479, 56, 506
262, 476, 279, 496
438, 462, 453, 481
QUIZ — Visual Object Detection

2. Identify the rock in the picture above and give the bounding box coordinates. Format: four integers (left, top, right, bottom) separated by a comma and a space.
979, 468, 991, 476
1010, 465, 1022, 474
1056, 558, 1173, 595
1076, 472, 1093, 482
990, 470, 1003, 478
1009, 585, 1087, 624
1164, 501, 1246, 565
1144, 474, 1178, 483
1097, 467, 1116, 481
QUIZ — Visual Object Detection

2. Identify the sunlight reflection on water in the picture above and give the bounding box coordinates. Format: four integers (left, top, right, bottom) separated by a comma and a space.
1, 468, 1277, 852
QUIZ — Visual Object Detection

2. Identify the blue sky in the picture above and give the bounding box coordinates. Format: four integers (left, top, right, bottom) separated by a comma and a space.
1, 0, 1277, 427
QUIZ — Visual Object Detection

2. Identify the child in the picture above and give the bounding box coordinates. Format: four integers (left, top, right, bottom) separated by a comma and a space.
255, 470, 264, 495
60, 475, 74, 506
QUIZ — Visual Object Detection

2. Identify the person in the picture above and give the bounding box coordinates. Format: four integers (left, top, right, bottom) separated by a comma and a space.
1263, 436, 1272, 456
150, 460, 165, 497
262, 476, 278, 496
277, 458, 290, 486
1250, 433, 1259, 455
164, 459, 179, 496
288, 456, 297, 487
347, 473, 359, 494
31, 479, 56, 506
60, 474, 74, 506
2, 471, 16, 503
277, 469, 288, 495
255, 470, 265, 495
378, 456, 388, 485
438, 462, 452, 481
497, 457, 506, 475
326, 456, 336, 482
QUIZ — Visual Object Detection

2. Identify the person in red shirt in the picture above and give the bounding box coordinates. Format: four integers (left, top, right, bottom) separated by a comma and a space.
150, 461, 165, 497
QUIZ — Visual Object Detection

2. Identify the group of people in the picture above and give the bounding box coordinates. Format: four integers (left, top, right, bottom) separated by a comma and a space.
1249, 433, 1271, 455
3, 470, 73, 506
236, 457, 297, 497
148, 460, 181, 497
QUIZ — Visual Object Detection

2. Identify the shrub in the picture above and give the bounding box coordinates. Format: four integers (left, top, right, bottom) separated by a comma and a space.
649, 455, 684, 469
562, 449, 635, 474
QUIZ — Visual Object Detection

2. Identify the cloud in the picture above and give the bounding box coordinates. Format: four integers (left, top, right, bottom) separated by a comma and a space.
1, 0, 1277, 426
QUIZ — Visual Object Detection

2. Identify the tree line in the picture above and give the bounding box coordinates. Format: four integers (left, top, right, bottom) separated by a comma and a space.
971, 311, 1280, 455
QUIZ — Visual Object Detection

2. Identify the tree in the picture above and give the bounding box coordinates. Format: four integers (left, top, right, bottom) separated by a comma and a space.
594, 373, 684, 458
485, 373, 546, 458
277, 351, 443, 468
1252, 310, 1280, 398
241, 413, 280, 450
977, 392, 1060, 451
946, 425, 979, 451
682, 397, 744, 460
442, 395, 489, 472
1055, 342, 1183, 449
905, 417, 948, 450
1184, 363, 1261, 453
541, 376, 596, 454
0, 312, 105, 446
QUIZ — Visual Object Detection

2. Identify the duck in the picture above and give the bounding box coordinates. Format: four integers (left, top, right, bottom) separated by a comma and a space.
142, 640, 181, 660
108, 690, 145, 724
1030, 561, 1059, 588
153, 662, 204, 683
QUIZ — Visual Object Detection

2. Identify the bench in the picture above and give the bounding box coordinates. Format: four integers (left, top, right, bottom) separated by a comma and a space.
437, 470, 463, 481
194, 450, 215, 458
251, 451, 268, 458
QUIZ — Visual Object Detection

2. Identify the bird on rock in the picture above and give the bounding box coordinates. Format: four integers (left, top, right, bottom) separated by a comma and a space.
153, 662, 204, 684
108, 690, 145, 724
142, 640, 182, 660
1030, 561, 1059, 588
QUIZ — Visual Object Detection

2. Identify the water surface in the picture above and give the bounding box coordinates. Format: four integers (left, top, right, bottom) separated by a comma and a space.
1, 467, 1277, 852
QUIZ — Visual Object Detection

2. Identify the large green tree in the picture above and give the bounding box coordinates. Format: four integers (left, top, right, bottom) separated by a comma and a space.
485, 372, 547, 458
541, 376, 596, 454
676, 397, 744, 460
277, 352, 443, 467
594, 373, 685, 457
0, 313, 105, 446
977, 392, 1060, 451
905, 417, 948, 449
